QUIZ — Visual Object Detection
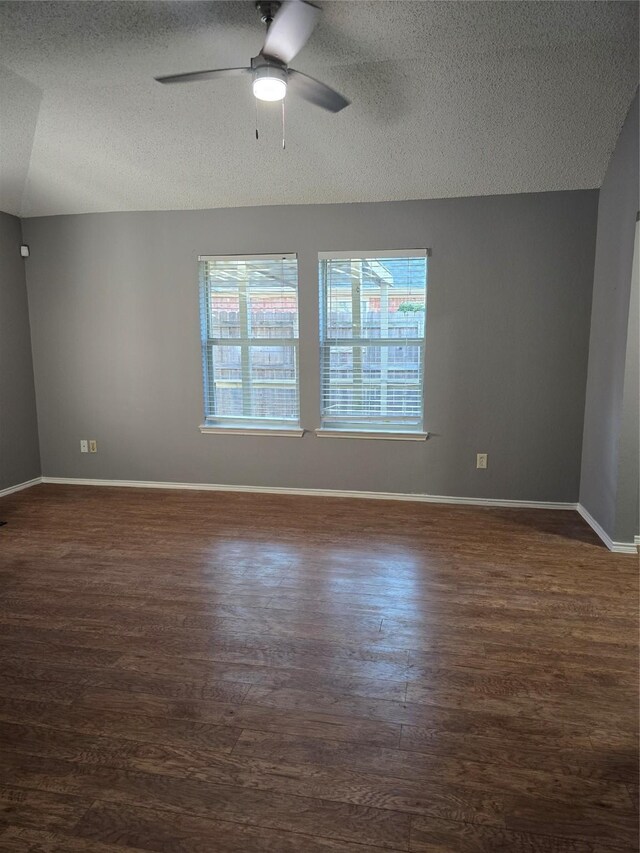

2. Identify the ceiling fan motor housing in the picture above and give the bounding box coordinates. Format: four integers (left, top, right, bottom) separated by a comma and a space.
252, 54, 288, 81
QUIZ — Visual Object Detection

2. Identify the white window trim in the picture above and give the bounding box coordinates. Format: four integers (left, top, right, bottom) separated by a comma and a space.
200, 425, 305, 437
318, 249, 431, 259
319, 251, 429, 434
315, 429, 429, 441
199, 253, 297, 262
199, 253, 301, 430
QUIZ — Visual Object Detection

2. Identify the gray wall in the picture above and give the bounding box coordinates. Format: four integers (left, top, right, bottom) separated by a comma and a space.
0, 211, 41, 490
580, 92, 639, 542
22, 190, 597, 501
615, 221, 639, 541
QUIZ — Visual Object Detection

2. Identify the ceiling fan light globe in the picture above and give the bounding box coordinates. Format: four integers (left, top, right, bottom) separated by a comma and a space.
253, 76, 287, 101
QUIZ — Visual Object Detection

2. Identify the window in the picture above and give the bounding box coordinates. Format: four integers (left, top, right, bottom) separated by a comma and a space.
319, 251, 428, 435
198, 254, 301, 432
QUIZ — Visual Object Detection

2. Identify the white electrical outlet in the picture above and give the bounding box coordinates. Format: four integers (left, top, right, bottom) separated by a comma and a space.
80, 440, 88, 453
476, 453, 488, 469
89, 440, 97, 453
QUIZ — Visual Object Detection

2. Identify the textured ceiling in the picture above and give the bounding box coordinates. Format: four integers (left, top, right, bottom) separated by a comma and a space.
0, 0, 638, 217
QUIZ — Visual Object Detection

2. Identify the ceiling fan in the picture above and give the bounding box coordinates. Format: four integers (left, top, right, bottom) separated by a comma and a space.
155, 0, 350, 113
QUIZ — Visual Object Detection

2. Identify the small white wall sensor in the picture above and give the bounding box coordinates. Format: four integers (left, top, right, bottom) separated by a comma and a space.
20, 245, 30, 258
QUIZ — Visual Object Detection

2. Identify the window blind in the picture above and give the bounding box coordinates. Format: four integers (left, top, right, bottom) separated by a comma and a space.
199, 254, 300, 426
319, 252, 428, 431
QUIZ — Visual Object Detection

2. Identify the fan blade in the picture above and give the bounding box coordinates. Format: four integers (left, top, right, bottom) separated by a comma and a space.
287, 69, 350, 112
155, 67, 251, 84
262, 0, 320, 64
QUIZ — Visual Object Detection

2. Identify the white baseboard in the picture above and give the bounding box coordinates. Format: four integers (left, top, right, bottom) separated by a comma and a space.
8, 476, 637, 554
40, 475, 576, 511
0, 477, 42, 499
576, 504, 638, 555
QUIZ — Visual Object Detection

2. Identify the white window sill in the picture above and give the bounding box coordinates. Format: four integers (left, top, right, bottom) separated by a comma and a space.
199, 425, 305, 437
315, 429, 429, 441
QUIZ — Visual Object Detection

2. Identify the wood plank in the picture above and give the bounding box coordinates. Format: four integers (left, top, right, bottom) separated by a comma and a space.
231, 730, 634, 804
504, 799, 639, 848
76, 689, 403, 747
72, 801, 406, 852
114, 652, 408, 700
0, 697, 243, 752
0, 753, 412, 849
0, 827, 147, 853
409, 815, 618, 853
243, 682, 636, 732
400, 728, 639, 784
0, 640, 121, 669
0, 786, 90, 834
0, 660, 251, 703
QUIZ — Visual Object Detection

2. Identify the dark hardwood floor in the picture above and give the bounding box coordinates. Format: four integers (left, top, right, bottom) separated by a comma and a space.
0, 484, 637, 852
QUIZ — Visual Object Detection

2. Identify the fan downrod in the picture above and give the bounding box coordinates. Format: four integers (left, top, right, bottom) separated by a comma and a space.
256, 1, 281, 27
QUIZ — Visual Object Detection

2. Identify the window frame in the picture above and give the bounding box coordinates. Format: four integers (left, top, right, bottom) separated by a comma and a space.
317, 249, 430, 440
198, 253, 304, 436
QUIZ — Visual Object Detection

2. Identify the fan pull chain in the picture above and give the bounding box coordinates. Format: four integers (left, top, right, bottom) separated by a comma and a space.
282, 99, 286, 150
255, 99, 259, 140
